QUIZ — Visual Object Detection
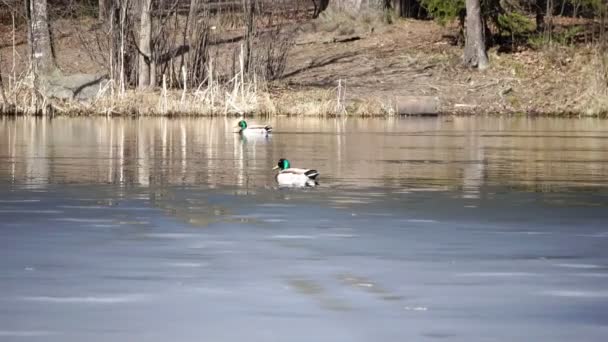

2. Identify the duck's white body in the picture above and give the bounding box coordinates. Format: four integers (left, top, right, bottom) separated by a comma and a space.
276, 168, 319, 187
240, 124, 272, 137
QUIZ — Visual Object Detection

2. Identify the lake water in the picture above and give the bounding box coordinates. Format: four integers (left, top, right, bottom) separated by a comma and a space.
1, 116, 607, 341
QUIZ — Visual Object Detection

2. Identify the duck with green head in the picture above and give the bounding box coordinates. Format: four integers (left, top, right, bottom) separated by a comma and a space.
236, 120, 272, 136
273, 158, 319, 187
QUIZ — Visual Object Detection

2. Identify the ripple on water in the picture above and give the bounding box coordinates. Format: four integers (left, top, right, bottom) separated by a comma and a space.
0, 209, 63, 214
574, 273, 608, 277
542, 290, 608, 298
404, 306, 428, 311
555, 263, 604, 269
164, 262, 207, 268
19, 294, 147, 304
329, 197, 375, 204
456, 272, 537, 277
270, 234, 317, 240
263, 218, 286, 223
319, 233, 358, 238
406, 219, 438, 223
0, 331, 57, 337
58, 205, 155, 211
577, 232, 608, 238
257, 203, 296, 208
52, 218, 115, 223
0, 199, 41, 203
143, 233, 199, 239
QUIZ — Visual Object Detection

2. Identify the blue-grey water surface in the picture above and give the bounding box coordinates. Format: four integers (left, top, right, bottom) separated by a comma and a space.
0, 116, 607, 341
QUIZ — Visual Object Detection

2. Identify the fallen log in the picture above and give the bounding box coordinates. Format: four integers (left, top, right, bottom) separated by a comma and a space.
296, 35, 361, 45
392, 96, 439, 115
41, 73, 109, 101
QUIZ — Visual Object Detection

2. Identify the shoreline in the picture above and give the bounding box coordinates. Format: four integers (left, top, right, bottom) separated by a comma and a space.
2, 18, 607, 119
0, 94, 605, 118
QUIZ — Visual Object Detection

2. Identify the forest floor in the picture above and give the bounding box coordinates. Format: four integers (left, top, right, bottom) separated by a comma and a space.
0, 13, 605, 116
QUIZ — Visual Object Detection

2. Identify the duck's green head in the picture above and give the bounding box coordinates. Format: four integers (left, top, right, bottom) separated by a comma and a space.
273, 158, 290, 170
237, 120, 247, 129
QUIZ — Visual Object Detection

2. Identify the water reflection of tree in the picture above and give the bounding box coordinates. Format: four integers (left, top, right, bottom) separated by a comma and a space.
1, 117, 607, 192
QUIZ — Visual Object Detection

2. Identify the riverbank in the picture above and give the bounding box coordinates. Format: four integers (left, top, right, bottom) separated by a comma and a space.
1, 16, 606, 117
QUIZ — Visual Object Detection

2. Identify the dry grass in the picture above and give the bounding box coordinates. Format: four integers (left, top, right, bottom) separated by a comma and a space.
299, 7, 388, 36
0, 64, 380, 117
578, 51, 608, 117
2, 13, 608, 117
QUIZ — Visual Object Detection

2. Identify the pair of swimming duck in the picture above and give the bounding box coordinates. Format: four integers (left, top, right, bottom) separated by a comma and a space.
236, 120, 319, 188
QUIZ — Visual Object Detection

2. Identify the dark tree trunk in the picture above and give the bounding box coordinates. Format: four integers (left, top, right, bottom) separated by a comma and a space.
463, 0, 488, 69
536, 0, 546, 32
26, 0, 56, 75
242, 0, 255, 74
0, 53, 7, 105
313, 0, 330, 17
320, 0, 330, 12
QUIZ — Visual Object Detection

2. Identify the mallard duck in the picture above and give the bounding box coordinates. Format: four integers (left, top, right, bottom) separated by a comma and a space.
272, 158, 319, 187
237, 120, 272, 136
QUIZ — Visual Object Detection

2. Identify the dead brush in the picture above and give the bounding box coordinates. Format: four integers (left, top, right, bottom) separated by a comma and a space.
88, 52, 276, 116
314, 6, 387, 35
274, 88, 339, 116
579, 50, 608, 116
3, 65, 54, 116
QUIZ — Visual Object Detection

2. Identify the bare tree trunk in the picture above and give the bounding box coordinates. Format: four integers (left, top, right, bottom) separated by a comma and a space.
545, 0, 553, 42
26, 0, 56, 75
0, 53, 7, 105
573, 0, 580, 18
188, 0, 201, 37
138, 0, 153, 89
463, 0, 489, 69
99, 0, 108, 20
119, 0, 128, 94
601, 2, 606, 52
242, 0, 255, 75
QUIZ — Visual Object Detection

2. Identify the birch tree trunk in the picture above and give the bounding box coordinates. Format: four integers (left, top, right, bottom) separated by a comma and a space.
26, 0, 56, 75
138, 0, 153, 89
463, 0, 489, 70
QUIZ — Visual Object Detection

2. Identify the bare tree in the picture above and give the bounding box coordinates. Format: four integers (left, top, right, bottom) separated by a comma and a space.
26, 0, 56, 75
243, 0, 255, 74
188, 0, 201, 37
138, 0, 153, 89
463, 0, 489, 69
99, 0, 108, 21
0, 53, 7, 105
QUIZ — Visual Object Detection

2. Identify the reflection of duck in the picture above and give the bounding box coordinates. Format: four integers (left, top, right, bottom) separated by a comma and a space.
237, 120, 272, 136
273, 158, 319, 187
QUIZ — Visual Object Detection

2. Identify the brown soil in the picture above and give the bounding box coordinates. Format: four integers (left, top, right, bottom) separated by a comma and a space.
0, 15, 601, 116
281, 18, 598, 115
